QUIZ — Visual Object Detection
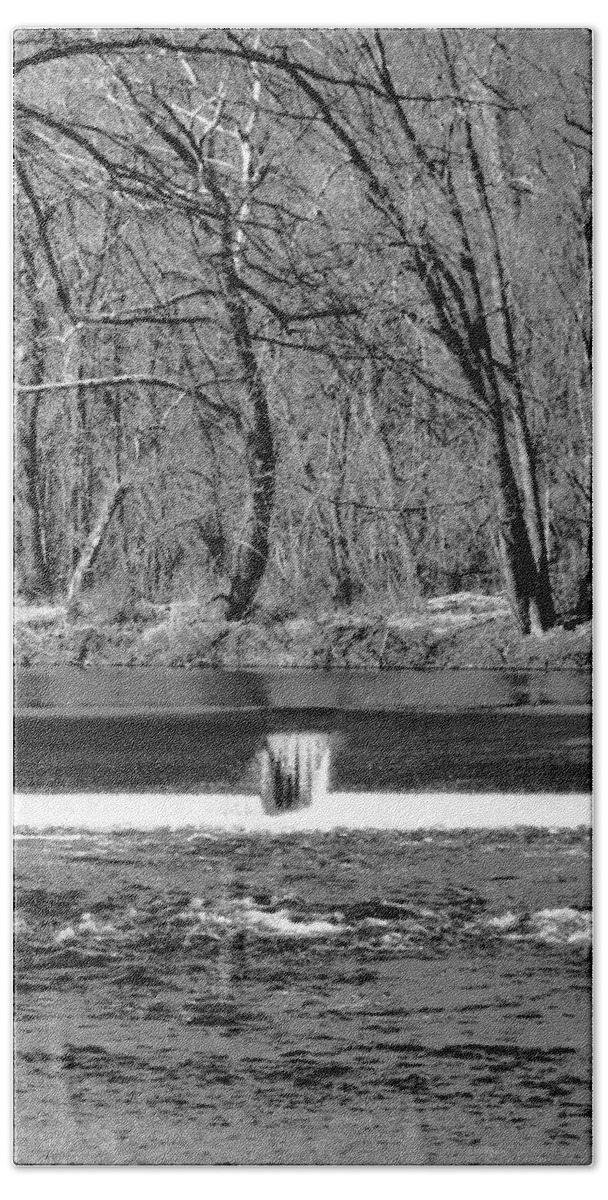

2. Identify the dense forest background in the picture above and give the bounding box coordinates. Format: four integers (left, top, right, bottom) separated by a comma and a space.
14, 29, 592, 664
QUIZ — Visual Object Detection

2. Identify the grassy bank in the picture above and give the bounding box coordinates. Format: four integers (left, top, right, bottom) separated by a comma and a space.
14, 592, 591, 672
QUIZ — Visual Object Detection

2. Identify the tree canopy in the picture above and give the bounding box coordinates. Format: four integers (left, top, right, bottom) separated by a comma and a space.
14, 28, 592, 631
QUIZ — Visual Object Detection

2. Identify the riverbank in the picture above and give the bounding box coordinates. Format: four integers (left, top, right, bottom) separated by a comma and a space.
14, 592, 591, 672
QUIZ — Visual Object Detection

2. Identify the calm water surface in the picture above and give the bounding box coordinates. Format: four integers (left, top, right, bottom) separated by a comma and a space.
14, 669, 591, 795
15, 666, 592, 714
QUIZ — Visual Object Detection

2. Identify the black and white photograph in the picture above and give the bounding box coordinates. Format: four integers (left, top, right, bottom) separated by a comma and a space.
12, 25, 592, 1166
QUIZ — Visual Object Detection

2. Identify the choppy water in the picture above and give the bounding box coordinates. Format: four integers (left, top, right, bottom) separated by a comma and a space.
14, 824, 591, 1165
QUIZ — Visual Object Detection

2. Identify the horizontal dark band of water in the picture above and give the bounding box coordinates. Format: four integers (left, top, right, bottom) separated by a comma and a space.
13, 704, 592, 721
14, 709, 591, 794
15, 667, 591, 714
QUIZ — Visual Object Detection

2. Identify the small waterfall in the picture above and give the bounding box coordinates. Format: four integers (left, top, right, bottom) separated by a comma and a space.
260, 732, 330, 814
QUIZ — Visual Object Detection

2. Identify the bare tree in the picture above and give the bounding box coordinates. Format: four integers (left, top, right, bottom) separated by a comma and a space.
13, 29, 591, 629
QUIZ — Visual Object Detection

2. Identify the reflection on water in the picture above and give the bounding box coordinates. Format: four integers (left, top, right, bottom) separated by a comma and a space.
14, 666, 592, 714
260, 733, 330, 813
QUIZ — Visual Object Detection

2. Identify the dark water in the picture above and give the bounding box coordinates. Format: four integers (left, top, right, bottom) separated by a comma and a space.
14, 668, 591, 795
15, 709, 591, 795
14, 826, 591, 1165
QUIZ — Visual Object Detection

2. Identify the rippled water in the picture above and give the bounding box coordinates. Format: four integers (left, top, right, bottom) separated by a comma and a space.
14, 825, 591, 1165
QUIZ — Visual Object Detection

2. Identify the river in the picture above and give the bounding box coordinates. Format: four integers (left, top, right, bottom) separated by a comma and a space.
13, 668, 592, 1165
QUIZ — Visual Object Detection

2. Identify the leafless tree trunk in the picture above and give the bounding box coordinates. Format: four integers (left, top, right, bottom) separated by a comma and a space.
16, 234, 52, 598
198, 63, 277, 621
66, 480, 129, 605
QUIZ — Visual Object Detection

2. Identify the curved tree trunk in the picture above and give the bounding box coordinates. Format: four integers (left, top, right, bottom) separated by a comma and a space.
202, 85, 277, 623
67, 480, 129, 605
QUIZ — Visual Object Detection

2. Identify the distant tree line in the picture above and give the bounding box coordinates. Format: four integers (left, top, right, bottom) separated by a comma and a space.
14, 28, 591, 632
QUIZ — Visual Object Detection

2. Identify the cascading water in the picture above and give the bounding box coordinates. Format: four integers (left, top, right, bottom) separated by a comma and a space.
260, 732, 330, 814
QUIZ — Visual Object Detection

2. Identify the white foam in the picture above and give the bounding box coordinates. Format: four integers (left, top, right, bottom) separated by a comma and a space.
54, 925, 76, 944
486, 911, 520, 931
13, 791, 591, 832
530, 906, 592, 945
180, 897, 345, 940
